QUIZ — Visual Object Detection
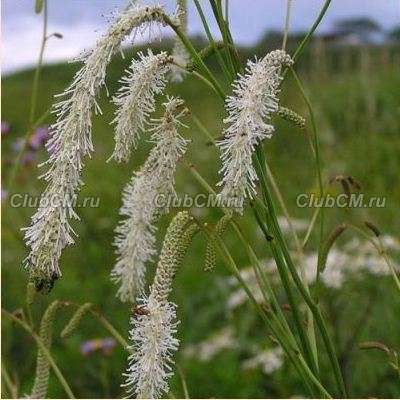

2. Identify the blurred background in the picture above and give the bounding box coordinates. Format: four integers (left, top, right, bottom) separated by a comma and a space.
2, 1, 400, 398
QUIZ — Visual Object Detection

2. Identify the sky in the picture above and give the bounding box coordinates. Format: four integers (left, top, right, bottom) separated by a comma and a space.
2, 0, 399, 74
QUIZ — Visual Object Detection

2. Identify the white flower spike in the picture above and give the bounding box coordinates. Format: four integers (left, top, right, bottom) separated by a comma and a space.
124, 211, 197, 399
217, 50, 293, 212
111, 50, 171, 163
23, 3, 174, 292
111, 97, 189, 303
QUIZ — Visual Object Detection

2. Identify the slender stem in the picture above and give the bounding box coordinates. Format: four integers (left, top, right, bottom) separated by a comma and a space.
290, 0, 332, 66
254, 153, 319, 376
1, 361, 17, 398
302, 206, 321, 248
163, 14, 225, 100
29, 0, 48, 126
185, 162, 330, 397
208, 0, 241, 74
347, 225, 400, 292
190, 71, 221, 96
282, 0, 292, 51
171, 59, 221, 96
63, 301, 130, 351
90, 311, 130, 350
32, 106, 52, 128
297, 356, 332, 399
265, 162, 302, 256
6, 2, 50, 191
224, 0, 229, 26
2, 309, 76, 399
176, 365, 189, 399
199, 220, 329, 397
254, 150, 347, 397
193, 0, 233, 79
25, 284, 34, 329
290, 68, 325, 285
191, 114, 217, 143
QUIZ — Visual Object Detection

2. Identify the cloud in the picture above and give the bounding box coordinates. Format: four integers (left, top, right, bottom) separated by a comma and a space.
2, 0, 399, 74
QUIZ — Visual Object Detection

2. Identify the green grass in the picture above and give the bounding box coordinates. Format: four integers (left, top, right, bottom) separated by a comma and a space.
2, 45, 400, 398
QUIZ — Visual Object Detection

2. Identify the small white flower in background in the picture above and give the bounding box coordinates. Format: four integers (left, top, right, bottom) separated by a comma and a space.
242, 346, 284, 375
23, 3, 173, 291
276, 215, 308, 234
111, 97, 189, 302
111, 50, 171, 163
380, 235, 400, 251
124, 212, 196, 399
301, 249, 352, 289
224, 235, 399, 309
217, 50, 293, 211
321, 248, 353, 288
169, 0, 190, 83
225, 260, 279, 310
183, 327, 236, 362
353, 236, 400, 276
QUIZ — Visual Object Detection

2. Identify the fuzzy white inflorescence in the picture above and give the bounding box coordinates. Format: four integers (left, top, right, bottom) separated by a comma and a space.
242, 346, 284, 375
124, 211, 196, 399
217, 50, 293, 211
125, 297, 179, 399
169, 0, 190, 82
22, 3, 172, 291
111, 97, 189, 303
111, 50, 171, 163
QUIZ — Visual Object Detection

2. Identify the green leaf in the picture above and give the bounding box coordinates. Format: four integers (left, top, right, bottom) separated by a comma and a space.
35, 0, 44, 14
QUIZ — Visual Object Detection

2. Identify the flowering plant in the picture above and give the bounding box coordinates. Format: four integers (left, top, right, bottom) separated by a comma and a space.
2, 1, 399, 399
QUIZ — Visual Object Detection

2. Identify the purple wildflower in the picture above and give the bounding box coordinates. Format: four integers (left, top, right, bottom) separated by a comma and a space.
29, 126, 50, 150
1, 189, 8, 202
80, 338, 117, 357
1, 121, 11, 135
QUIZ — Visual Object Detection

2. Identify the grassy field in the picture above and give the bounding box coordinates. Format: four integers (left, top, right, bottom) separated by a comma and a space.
2, 43, 400, 398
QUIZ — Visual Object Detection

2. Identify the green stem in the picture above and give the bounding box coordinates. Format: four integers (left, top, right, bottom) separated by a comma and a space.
176, 365, 189, 399
224, 0, 229, 26
264, 162, 302, 256
29, 0, 48, 126
6, 2, 50, 192
199, 221, 329, 397
254, 150, 347, 398
163, 14, 225, 100
290, 68, 325, 286
1, 361, 17, 398
63, 301, 130, 351
193, 0, 233, 79
254, 153, 319, 377
290, 0, 332, 67
190, 70, 221, 96
209, 0, 241, 73
185, 162, 329, 397
191, 114, 217, 143
2, 309, 76, 399
347, 224, 400, 292
90, 311, 130, 351
282, 0, 293, 51
302, 205, 321, 249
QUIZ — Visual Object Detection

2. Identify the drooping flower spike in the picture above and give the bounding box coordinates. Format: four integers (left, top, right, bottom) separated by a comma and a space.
217, 50, 293, 212
123, 211, 197, 399
111, 50, 171, 163
111, 97, 190, 303
23, 3, 175, 292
